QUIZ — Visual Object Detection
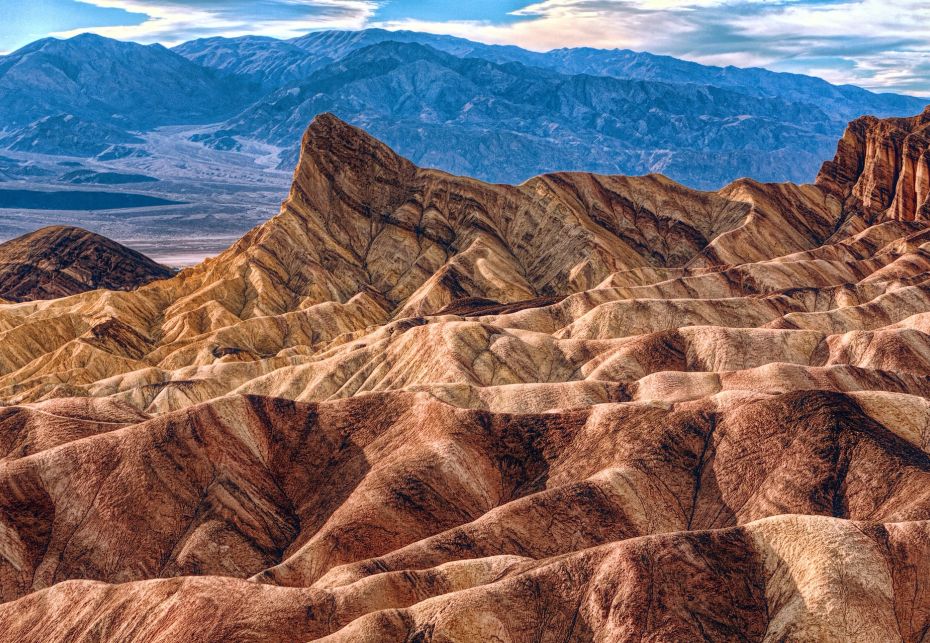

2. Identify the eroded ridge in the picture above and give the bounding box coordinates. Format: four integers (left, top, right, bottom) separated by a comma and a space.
1, 108, 930, 641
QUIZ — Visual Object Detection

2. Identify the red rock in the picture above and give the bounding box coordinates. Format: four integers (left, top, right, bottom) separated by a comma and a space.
0, 226, 173, 302
1, 109, 930, 639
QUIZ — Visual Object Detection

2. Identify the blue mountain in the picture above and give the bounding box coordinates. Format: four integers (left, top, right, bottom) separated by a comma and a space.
0, 29, 925, 189
176, 30, 929, 186
0, 33, 250, 128
183, 29, 923, 124
204, 41, 851, 187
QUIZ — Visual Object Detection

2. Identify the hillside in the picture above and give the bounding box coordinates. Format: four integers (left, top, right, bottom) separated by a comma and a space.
0, 33, 254, 159
0, 225, 173, 302
0, 33, 249, 128
0, 109, 930, 639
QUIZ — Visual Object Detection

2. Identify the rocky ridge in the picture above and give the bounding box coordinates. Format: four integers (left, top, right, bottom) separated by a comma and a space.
818, 104, 930, 221
0, 225, 173, 302
0, 110, 930, 640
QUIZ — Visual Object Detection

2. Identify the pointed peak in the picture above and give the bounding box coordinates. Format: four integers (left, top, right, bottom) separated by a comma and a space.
284, 114, 419, 223
302, 112, 400, 147
304, 112, 362, 137
296, 113, 416, 184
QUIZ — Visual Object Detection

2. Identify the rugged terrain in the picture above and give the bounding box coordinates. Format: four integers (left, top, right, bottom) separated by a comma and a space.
0, 107, 929, 640
0, 226, 173, 302
179, 29, 925, 187
2, 30, 924, 266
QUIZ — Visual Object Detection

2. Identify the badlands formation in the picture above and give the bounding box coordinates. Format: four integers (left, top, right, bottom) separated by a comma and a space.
0, 106, 929, 640
0, 225, 173, 303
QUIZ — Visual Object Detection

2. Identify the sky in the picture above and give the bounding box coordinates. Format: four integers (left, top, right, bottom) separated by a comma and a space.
1, 0, 928, 96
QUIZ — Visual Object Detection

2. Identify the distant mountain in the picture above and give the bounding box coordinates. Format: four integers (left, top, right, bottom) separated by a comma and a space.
0, 225, 173, 302
0, 30, 925, 189
199, 41, 845, 187
173, 36, 321, 91
217, 29, 926, 123
174, 29, 926, 187
0, 33, 250, 129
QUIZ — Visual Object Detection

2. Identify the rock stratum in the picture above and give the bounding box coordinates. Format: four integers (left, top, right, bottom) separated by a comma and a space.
1, 108, 930, 640
0, 225, 174, 302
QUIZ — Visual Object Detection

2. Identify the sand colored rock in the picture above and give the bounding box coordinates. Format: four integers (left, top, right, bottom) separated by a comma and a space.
0, 108, 930, 640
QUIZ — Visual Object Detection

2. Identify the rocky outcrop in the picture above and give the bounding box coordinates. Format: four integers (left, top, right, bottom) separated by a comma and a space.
0, 226, 173, 302
4, 111, 930, 639
817, 104, 930, 221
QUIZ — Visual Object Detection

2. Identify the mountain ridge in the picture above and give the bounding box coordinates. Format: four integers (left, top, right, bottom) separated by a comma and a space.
0, 29, 924, 190
204, 40, 851, 187
281, 28, 925, 113
2, 110, 930, 638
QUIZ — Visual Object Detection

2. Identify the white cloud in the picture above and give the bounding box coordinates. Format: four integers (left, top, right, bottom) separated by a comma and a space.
375, 0, 930, 95
54, 0, 379, 45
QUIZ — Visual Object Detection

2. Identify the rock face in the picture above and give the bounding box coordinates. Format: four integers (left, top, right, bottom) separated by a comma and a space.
3, 111, 930, 640
0, 226, 174, 302
817, 104, 930, 221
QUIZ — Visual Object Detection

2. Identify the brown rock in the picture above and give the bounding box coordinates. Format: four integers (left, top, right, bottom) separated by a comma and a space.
1, 110, 930, 639
817, 104, 930, 222
0, 226, 174, 302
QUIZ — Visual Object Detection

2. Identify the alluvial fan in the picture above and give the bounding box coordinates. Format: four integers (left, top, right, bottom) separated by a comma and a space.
0, 106, 929, 641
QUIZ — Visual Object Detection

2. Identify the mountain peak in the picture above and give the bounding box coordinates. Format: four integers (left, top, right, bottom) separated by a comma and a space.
299, 111, 411, 170
292, 113, 415, 207
68, 32, 109, 43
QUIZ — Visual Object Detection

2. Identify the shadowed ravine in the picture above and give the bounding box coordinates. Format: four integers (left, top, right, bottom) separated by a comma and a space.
0, 107, 929, 641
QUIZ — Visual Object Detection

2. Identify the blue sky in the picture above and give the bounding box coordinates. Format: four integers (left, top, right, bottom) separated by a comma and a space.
1, 0, 928, 95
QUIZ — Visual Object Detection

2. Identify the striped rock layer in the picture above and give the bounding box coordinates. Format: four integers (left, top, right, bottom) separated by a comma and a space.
1, 107, 930, 641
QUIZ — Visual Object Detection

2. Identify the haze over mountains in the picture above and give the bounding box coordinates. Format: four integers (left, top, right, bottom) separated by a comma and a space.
1, 104, 930, 638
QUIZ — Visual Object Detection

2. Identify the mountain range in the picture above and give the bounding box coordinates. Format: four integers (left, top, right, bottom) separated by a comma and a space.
0, 29, 925, 188
0, 106, 930, 638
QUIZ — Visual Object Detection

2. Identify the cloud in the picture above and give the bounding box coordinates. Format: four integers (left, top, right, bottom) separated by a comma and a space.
374, 0, 930, 95
53, 0, 378, 44
38, 0, 930, 95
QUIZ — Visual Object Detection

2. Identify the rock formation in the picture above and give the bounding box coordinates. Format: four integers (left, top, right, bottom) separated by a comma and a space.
817, 104, 930, 221
0, 226, 174, 302
1, 109, 930, 640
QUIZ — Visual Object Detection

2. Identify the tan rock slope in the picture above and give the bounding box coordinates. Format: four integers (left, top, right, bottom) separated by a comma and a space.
0, 225, 173, 302
1, 107, 930, 641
